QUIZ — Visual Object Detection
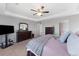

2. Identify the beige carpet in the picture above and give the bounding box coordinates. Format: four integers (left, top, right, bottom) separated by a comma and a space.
0, 40, 30, 56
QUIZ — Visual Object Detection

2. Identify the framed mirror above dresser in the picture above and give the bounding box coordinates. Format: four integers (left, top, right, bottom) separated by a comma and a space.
16, 23, 34, 42
19, 23, 28, 31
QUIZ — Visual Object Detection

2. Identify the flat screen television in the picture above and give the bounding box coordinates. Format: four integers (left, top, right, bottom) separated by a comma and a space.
0, 25, 14, 35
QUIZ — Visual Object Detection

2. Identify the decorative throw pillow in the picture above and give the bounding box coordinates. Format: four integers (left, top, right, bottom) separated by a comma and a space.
59, 32, 71, 43
75, 31, 79, 37
67, 33, 79, 56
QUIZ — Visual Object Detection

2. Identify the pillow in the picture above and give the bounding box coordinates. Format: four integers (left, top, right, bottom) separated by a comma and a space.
59, 32, 71, 43
67, 33, 79, 56
75, 31, 79, 37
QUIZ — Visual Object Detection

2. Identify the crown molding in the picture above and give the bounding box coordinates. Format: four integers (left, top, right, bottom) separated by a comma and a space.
4, 10, 79, 22
4, 11, 39, 22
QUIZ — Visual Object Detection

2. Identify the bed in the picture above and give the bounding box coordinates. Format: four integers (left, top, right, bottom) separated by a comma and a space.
26, 34, 69, 56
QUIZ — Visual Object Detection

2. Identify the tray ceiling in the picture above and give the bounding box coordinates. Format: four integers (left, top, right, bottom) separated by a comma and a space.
0, 3, 79, 21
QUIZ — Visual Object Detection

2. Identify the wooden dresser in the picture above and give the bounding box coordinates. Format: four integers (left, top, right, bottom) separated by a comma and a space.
17, 31, 32, 42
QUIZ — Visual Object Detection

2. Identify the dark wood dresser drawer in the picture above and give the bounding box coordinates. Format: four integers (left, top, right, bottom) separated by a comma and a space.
17, 31, 32, 42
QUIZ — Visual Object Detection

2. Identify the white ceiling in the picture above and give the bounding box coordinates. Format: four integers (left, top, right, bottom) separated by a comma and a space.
0, 3, 79, 22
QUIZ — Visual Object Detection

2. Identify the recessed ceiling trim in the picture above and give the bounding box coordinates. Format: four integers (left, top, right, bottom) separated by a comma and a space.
4, 11, 38, 22
37, 10, 79, 21
3, 3, 79, 22
4, 10, 79, 22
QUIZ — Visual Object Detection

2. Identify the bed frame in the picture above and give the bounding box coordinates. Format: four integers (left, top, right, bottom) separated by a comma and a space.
27, 51, 36, 56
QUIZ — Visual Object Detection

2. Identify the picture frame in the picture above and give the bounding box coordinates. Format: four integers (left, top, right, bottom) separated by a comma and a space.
19, 23, 28, 31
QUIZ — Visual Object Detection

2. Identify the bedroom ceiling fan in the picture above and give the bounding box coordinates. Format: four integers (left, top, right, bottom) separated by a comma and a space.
31, 6, 49, 16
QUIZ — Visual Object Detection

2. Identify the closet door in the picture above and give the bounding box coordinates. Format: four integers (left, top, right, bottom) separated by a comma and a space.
59, 21, 69, 36
59, 23, 64, 35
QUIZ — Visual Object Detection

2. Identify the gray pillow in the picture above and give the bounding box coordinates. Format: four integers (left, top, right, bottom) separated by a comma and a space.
59, 32, 71, 43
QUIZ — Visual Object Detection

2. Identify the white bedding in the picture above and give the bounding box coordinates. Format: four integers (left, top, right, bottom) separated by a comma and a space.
42, 37, 69, 56
26, 35, 69, 56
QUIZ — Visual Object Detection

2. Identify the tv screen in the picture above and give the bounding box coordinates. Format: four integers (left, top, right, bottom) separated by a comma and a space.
0, 25, 14, 35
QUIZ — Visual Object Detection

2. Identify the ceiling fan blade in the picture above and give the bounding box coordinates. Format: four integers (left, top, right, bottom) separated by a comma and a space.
42, 11, 49, 13
31, 9, 37, 12
33, 13, 37, 15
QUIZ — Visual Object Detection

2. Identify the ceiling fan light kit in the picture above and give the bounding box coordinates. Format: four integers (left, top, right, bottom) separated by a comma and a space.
31, 6, 49, 16
37, 13, 42, 16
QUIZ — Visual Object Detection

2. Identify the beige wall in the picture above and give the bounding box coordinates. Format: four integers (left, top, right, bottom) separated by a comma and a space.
38, 15, 79, 36
69, 15, 79, 33
39, 18, 69, 36
0, 15, 38, 43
